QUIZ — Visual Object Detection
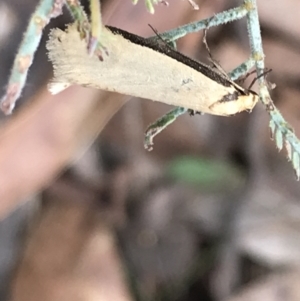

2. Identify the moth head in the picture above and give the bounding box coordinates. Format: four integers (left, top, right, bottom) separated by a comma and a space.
237, 92, 259, 113
209, 92, 258, 116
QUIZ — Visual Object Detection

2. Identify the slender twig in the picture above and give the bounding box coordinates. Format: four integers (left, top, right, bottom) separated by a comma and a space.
145, 0, 300, 179
3, 0, 300, 178
65, 0, 108, 59
144, 3, 256, 151
244, 0, 300, 178
0, 0, 64, 114
144, 107, 187, 150
151, 3, 248, 42
65, 0, 89, 32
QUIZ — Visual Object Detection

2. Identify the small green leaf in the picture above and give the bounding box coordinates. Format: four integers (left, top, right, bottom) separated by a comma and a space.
284, 140, 292, 161
166, 156, 245, 192
293, 152, 300, 180
145, 0, 155, 14
269, 120, 276, 140
275, 128, 283, 151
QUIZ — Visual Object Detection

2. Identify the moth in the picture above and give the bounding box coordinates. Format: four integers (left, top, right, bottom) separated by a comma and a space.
47, 24, 258, 116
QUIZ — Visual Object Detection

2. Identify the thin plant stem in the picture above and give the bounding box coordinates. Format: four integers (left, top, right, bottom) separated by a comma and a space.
0, 0, 64, 114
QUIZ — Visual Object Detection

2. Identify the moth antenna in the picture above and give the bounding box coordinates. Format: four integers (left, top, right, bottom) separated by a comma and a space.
237, 69, 257, 85
148, 24, 177, 50
248, 68, 272, 91
148, 24, 168, 44
203, 27, 228, 78
148, 24, 159, 36
148, 24, 174, 46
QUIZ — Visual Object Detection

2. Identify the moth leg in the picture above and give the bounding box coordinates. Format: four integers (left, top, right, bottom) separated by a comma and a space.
144, 107, 187, 151
189, 110, 204, 116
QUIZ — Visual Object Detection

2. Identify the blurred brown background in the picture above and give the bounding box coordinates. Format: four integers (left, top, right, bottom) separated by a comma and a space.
0, 0, 300, 300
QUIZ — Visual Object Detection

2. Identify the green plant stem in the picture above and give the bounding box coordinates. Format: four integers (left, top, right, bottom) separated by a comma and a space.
0, 0, 64, 114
